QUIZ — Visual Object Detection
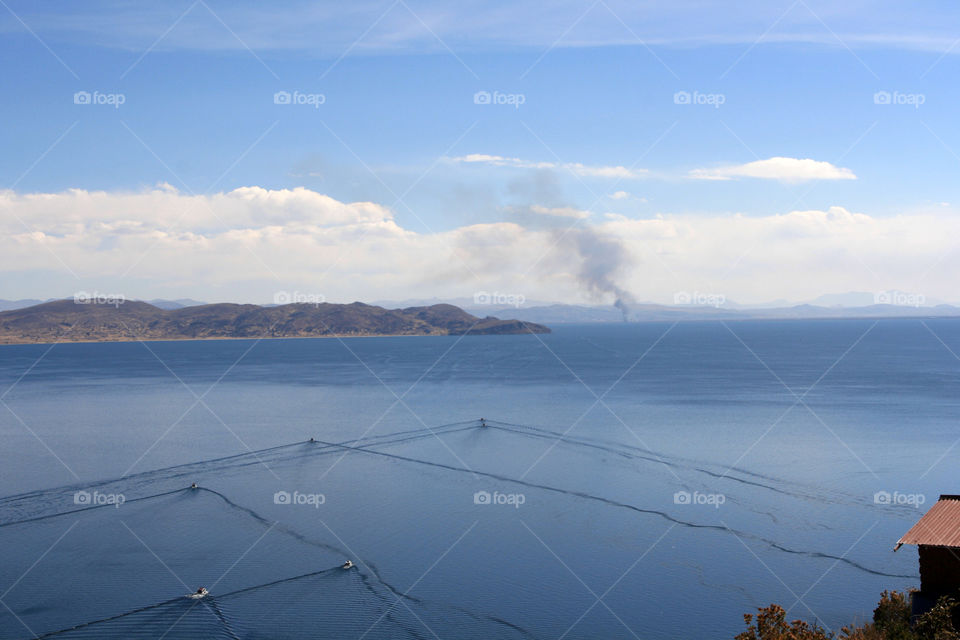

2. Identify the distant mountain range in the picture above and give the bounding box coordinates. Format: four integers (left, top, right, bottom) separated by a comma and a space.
144, 298, 208, 310
0, 299, 48, 312
0, 300, 549, 345
459, 302, 960, 324
372, 293, 958, 324
0, 298, 207, 312
1, 292, 954, 332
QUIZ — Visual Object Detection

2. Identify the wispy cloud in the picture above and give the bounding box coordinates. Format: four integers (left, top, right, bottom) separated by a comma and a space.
12, 2, 960, 56
452, 154, 645, 179
690, 157, 857, 182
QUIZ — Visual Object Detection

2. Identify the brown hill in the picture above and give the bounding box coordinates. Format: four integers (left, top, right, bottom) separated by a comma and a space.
0, 300, 550, 345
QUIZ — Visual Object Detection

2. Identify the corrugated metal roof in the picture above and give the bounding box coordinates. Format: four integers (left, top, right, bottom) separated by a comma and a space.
898, 495, 960, 548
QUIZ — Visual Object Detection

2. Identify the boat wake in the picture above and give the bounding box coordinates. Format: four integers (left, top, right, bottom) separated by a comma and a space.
0, 418, 917, 640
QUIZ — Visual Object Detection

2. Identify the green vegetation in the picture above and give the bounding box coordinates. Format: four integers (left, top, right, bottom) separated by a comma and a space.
737, 591, 960, 640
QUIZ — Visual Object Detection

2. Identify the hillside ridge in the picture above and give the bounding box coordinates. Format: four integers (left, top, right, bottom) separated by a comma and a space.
0, 300, 550, 345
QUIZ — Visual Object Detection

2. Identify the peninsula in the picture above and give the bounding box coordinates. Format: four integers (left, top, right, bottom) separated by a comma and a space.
0, 300, 550, 345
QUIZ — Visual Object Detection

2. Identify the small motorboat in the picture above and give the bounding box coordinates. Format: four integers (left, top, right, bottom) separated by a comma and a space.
190, 483, 198, 490
188, 587, 209, 599
341, 560, 354, 570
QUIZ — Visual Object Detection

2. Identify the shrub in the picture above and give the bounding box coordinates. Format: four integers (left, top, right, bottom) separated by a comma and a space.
736, 604, 832, 640
737, 591, 958, 640
872, 590, 915, 640
913, 596, 959, 640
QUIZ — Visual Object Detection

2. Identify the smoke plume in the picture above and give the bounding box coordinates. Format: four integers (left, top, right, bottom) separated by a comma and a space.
564, 228, 635, 321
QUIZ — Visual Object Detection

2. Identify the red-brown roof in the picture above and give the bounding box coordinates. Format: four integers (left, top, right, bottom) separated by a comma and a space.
898, 495, 960, 549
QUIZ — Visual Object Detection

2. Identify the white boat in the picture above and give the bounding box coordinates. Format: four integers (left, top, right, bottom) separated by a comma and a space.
342, 560, 354, 570
188, 587, 209, 599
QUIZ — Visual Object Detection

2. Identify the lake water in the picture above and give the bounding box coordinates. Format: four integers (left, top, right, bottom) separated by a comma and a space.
1, 319, 957, 639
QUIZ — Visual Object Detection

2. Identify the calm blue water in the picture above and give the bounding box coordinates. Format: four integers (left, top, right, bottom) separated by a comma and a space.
1, 319, 957, 639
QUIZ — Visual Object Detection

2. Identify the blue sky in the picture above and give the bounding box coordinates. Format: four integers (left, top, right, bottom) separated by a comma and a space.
1, 1, 959, 304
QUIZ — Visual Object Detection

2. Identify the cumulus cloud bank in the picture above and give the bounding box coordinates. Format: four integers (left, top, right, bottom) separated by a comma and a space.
690, 157, 857, 182
0, 186, 954, 305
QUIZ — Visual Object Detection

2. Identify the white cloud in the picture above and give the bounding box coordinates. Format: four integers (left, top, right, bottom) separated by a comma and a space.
0, 185, 389, 234
22, 3, 960, 56
457, 155, 854, 184
0, 186, 956, 306
452, 154, 644, 179
690, 157, 857, 182
609, 191, 631, 200
527, 205, 590, 219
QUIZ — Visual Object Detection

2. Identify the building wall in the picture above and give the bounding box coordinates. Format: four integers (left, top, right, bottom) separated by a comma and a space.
919, 545, 960, 595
